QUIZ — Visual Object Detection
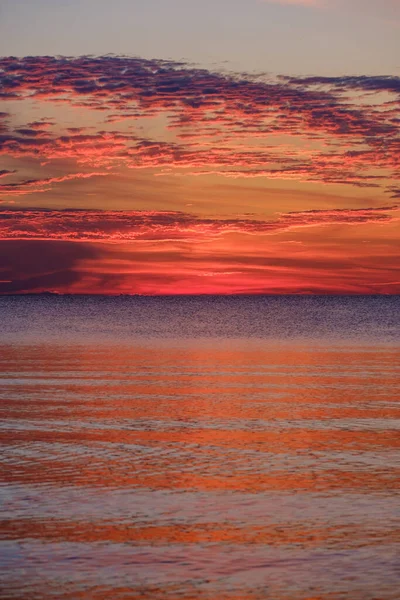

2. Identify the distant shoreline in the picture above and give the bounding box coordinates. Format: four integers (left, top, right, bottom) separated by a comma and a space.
1, 293, 399, 298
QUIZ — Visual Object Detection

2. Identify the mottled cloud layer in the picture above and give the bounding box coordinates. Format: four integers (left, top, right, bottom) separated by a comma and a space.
1, 55, 399, 294
0, 55, 398, 201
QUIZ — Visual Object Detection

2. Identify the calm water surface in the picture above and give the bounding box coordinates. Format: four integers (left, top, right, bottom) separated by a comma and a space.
0, 296, 399, 599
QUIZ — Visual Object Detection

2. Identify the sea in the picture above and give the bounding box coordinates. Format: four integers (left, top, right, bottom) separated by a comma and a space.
0, 295, 399, 600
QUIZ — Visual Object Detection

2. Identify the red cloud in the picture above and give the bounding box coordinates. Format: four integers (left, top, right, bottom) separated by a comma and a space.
1, 232, 399, 296
0, 206, 397, 242
0, 56, 398, 196
0, 56, 398, 296
0, 172, 110, 198
0, 170, 16, 179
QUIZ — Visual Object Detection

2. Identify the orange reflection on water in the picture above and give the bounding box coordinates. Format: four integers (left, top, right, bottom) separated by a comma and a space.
2, 519, 400, 548
1, 340, 399, 600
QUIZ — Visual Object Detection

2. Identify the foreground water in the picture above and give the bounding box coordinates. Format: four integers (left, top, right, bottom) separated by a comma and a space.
0, 296, 399, 599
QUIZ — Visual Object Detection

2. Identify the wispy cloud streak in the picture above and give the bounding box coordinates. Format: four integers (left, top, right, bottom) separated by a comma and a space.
0, 206, 397, 242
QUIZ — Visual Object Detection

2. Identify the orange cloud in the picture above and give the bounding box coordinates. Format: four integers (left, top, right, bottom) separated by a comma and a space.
1, 226, 399, 296
0, 56, 398, 295
0, 56, 398, 200
0, 206, 397, 243
0, 172, 110, 198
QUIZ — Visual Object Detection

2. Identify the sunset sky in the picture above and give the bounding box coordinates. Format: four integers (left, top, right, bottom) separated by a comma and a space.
0, 0, 399, 294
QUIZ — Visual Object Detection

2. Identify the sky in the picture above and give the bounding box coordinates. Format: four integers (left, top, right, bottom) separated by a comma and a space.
0, 0, 399, 294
